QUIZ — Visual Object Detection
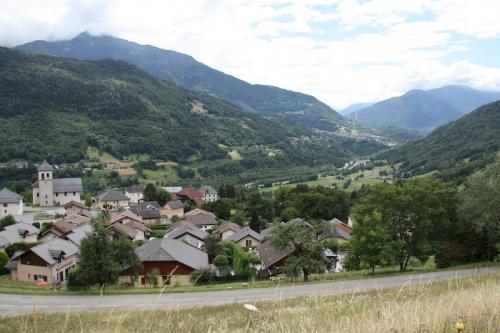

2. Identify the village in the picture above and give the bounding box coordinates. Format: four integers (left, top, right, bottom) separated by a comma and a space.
1, 160, 352, 287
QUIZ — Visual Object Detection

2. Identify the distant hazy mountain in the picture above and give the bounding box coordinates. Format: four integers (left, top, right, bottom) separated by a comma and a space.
348, 85, 500, 133
17, 32, 346, 131
340, 103, 373, 116
384, 100, 500, 181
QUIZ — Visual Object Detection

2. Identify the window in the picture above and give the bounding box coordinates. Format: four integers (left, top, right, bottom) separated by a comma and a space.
73, 192, 76, 196
2, 204, 6, 207
55, 193, 58, 197
46, 173, 50, 179
37, 193, 39, 197
64, 192, 67, 197
245, 239, 252, 247
41, 173, 45, 180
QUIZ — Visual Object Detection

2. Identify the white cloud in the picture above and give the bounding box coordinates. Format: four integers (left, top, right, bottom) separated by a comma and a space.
1, 0, 500, 108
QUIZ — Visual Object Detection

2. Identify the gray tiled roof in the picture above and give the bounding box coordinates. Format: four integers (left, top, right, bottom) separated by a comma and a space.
227, 227, 262, 243
126, 184, 144, 193
53, 178, 83, 193
66, 224, 93, 246
166, 225, 208, 241
165, 200, 185, 210
135, 238, 208, 269
97, 190, 129, 201
29, 238, 79, 266
198, 185, 217, 195
37, 160, 53, 172
0, 188, 22, 204
4, 222, 39, 235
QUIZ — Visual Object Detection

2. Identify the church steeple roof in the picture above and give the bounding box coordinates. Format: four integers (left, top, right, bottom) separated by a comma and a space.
37, 160, 53, 172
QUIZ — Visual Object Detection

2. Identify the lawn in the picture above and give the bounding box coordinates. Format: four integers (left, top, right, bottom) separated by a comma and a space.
0, 273, 497, 332
262, 164, 393, 193
0, 261, 496, 296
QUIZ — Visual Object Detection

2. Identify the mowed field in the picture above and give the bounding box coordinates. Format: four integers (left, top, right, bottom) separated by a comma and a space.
262, 164, 393, 192
0, 273, 497, 333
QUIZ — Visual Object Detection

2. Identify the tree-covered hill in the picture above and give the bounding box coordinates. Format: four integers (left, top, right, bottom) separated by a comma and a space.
384, 101, 500, 181
348, 85, 500, 133
0, 47, 384, 171
17, 32, 347, 132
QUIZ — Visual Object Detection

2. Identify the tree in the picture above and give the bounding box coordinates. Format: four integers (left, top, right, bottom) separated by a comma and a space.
347, 212, 396, 274
156, 188, 171, 206
213, 255, 229, 268
353, 178, 457, 272
0, 215, 16, 230
143, 183, 157, 202
245, 192, 273, 232
112, 236, 142, 283
458, 159, 500, 260
219, 184, 236, 198
84, 193, 93, 208
269, 220, 327, 282
0, 251, 8, 270
203, 234, 222, 263
280, 207, 300, 221
147, 268, 160, 287
203, 198, 233, 220
75, 220, 121, 287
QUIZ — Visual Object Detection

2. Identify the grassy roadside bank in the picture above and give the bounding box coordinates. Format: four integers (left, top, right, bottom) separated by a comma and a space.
1, 272, 498, 332
0, 261, 497, 296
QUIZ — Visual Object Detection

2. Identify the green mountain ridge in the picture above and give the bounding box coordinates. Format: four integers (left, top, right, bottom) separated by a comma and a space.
384, 100, 500, 181
17, 32, 347, 132
349, 85, 500, 133
0, 47, 385, 183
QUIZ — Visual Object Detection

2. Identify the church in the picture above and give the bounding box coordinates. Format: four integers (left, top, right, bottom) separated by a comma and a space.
32, 160, 83, 207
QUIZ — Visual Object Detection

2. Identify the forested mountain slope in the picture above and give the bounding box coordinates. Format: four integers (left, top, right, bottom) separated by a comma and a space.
384, 101, 500, 180
18, 32, 347, 131
349, 86, 500, 133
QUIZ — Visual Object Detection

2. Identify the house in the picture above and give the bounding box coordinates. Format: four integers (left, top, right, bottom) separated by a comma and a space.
125, 184, 144, 204
183, 209, 217, 230
161, 200, 185, 218
213, 221, 241, 239
165, 225, 207, 249
32, 160, 83, 207
6, 238, 79, 283
129, 201, 161, 225
95, 190, 129, 211
0, 223, 39, 250
64, 223, 93, 247
39, 214, 91, 243
108, 210, 149, 241
134, 238, 209, 285
0, 188, 23, 217
227, 227, 262, 248
64, 201, 85, 216
163, 186, 182, 193
256, 240, 294, 278
322, 218, 352, 243
173, 188, 203, 206
198, 185, 218, 202
324, 248, 348, 273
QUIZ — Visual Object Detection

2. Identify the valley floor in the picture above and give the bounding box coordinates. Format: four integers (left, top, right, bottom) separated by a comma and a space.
0, 271, 498, 332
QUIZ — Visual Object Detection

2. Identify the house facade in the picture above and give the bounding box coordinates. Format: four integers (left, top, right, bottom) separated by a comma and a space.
32, 160, 83, 207
125, 184, 144, 204
227, 227, 262, 248
198, 185, 218, 202
134, 238, 208, 286
161, 200, 185, 218
95, 190, 129, 210
0, 188, 23, 217
8, 239, 79, 283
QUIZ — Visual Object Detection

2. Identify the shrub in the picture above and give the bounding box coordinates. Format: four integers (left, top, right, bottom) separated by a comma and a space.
408, 257, 423, 267
67, 267, 87, 291
190, 267, 214, 285
213, 255, 229, 268
147, 268, 160, 287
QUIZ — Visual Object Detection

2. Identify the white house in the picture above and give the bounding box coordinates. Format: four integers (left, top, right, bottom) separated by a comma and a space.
125, 184, 144, 204
32, 160, 83, 207
198, 185, 218, 202
0, 188, 23, 217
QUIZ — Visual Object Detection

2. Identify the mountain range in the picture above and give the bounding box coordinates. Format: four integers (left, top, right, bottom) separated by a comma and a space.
348, 86, 500, 133
0, 46, 385, 185
17, 32, 347, 132
384, 100, 500, 181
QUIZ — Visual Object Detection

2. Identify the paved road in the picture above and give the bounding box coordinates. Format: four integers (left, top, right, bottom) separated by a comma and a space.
0, 267, 497, 317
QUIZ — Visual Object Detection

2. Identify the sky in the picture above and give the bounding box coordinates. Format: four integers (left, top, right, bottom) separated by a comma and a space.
1, 0, 500, 109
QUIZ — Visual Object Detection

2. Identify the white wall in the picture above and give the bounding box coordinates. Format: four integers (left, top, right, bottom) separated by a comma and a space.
0, 200, 23, 217
54, 192, 81, 206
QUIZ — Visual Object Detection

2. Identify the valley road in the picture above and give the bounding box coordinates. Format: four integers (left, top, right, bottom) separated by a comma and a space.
0, 267, 498, 317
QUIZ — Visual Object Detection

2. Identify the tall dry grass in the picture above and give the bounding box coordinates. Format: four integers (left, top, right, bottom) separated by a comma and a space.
0, 273, 498, 333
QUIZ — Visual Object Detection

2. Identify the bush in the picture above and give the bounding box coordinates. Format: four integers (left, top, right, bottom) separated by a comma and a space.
67, 267, 87, 291
408, 257, 423, 267
0, 251, 9, 271
190, 267, 214, 285
147, 268, 160, 287
213, 255, 229, 268
0, 215, 16, 230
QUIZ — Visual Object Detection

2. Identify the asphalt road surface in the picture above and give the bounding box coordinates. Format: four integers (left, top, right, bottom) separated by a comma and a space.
0, 267, 497, 317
